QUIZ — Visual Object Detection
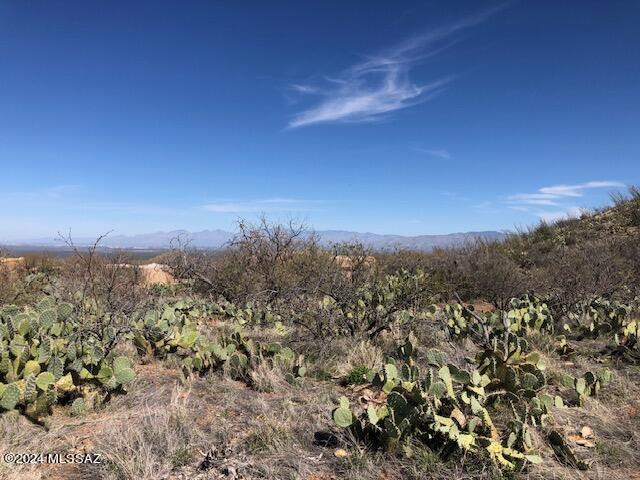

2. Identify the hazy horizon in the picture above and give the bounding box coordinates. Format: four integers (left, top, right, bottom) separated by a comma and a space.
1, 225, 507, 250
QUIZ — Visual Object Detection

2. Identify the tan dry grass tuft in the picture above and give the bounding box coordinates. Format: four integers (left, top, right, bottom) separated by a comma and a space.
0, 412, 49, 480
343, 340, 384, 373
95, 386, 197, 480
248, 360, 290, 393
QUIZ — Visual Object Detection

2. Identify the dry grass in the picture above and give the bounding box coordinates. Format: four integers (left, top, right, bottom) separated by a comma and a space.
95, 386, 196, 480
342, 340, 384, 374
248, 360, 290, 393
0, 412, 56, 480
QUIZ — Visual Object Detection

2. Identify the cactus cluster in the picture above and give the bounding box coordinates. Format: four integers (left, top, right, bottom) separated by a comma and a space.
330, 322, 620, 471
222, 328, 306, 385
560, 296, 640, 356
332, 334, 543, 470
439, 295, 554, 343
476, 334, 546, 398
131, 299, 305, 386
316, 270, 428, 338
506, 295, 554, 335
443, 303, 476, 338
0, 297, 136, 420
567, 297, 634, 337
216, 300, 281, 325
1, 295, 304, 420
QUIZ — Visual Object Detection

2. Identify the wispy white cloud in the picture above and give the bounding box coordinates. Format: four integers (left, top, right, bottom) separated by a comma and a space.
538, 181, 625, 197
506, 180, 625, 221
290, 84, 319, 94
507, 181, 625, 207
417, 148, 452, 159
202, 198, 321, 214
508, 205, 531, 212
506, 193, 560, 206
287, 8, 502, 128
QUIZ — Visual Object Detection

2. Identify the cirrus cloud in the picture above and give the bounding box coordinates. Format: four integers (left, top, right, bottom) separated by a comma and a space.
507, 181, 626, 207
287, 8, 504, 128
505, 180, 625, 222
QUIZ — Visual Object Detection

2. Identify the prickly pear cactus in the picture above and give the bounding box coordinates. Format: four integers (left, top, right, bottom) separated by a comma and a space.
332, 333, 545, 471
0, 296, 136, 420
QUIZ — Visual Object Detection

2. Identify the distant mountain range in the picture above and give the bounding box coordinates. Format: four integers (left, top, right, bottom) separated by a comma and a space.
6, 229, 506, 251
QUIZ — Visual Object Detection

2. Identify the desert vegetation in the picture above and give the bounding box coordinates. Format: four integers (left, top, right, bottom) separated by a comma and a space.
1, 190, 640, 479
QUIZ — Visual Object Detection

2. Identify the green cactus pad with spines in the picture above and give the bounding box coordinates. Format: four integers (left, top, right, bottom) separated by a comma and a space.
23, 360, 41, 377
113, 356, 136, 385
39, 308, 57, 329
56, 303, 74, 321
70, 397, 86, 416
36, 372, 55, 391
333, 396, 354, 428
55, 374, 76, 393
24, 374, 37, 403
0, 383, 20, 410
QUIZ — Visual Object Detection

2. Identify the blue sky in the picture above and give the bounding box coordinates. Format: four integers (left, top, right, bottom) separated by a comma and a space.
1, 1, 639, 241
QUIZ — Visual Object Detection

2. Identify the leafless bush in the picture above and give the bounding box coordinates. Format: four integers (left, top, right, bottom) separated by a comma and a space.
332, 242, 377, 282
377, 248, 431, 274
169, 217, 340, 304
22, 254, 59, 275
0, 257, 13, 304
422, 247, 472, 299
59, 233, 149, 316
0, 253, 50, 305
535, 238, 635, 315
610, 185, 640, 226
457, 239, 527, 310
56, 233, 153, 354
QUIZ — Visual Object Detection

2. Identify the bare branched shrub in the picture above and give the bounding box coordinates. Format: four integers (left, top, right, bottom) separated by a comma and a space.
610, 185, 640, 226
0, 252, 14, 304
377, 248, 431, 275
291, 267, 433, 340
56, 233, 153, 357
332, 242, 377, 283
535, 238, 634, 316
422, 247, 471, 300
458, 240, 527, 310
378, 247, 476, 301
169, 217, 339, 304
22, 254, 59, 275
59, 232, 149, 316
